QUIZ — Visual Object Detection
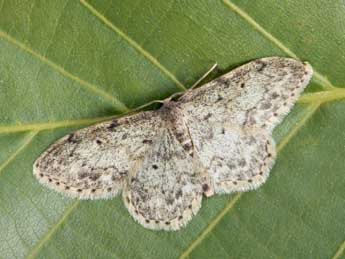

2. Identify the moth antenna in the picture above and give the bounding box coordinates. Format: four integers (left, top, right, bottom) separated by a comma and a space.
124, 63, 218, 113
189, 63, 218, 90
124, 99, 165, 116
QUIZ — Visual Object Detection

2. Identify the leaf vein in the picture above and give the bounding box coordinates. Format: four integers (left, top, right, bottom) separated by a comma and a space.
0, 199, 31, 253
178, 193, 242, 259
79, 0, 186, 91
332, 239, 345, 259
0, 30, 128, 113
26, 200, 80, 259
0, 131, 38, 177
221, 0, 335, 90
69, 225, 120, 259
276, 102, 320, 151
6, 177, 52, 226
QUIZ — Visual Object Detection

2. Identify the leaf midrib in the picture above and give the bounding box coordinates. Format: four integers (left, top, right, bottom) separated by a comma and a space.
0, 89, 343, 134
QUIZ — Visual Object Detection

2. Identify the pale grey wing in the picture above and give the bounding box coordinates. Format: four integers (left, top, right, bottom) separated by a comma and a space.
123, 129, 204, 231
33, 111, 162, 200
180, 57, 313, 132
190, 123, 276, 194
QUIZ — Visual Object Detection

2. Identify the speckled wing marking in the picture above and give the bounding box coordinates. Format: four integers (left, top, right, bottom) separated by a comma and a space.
33, 111, 162, 199
123, 129, 203, 231
180, 57, 313, 132
191, 124, 276, 193
180, 57, 313, 194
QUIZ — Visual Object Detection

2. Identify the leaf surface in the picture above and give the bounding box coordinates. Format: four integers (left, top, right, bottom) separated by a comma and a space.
0, 1, 345, 258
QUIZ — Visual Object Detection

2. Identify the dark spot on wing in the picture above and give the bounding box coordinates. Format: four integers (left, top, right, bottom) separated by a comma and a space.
67, 133, 74, 142
89, 174, 101, 181
142, 139, 153, 144
216, 95, 223, 102
256, 60, 267, 72
271, 92, 279, 99
175, 189, 183, 199
238, 159, 246, 167
117, 171, 127, 179
202, 184, 209, 192
78, 172, 88, 179
67, 133, 78, 144
166, 198, 174, 205
261, 102, 272, 110
215, 77, 228, 85
152, 164, 158, 170
203, 113, 212, 120
182, 142, 193, 151
108, 120, 119, 130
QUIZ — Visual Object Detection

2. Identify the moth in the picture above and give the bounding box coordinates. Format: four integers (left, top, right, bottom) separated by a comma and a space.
33, 57, 313, 231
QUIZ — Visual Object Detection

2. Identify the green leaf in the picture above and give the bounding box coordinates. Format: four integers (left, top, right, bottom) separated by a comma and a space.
1, 1, 344, 258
